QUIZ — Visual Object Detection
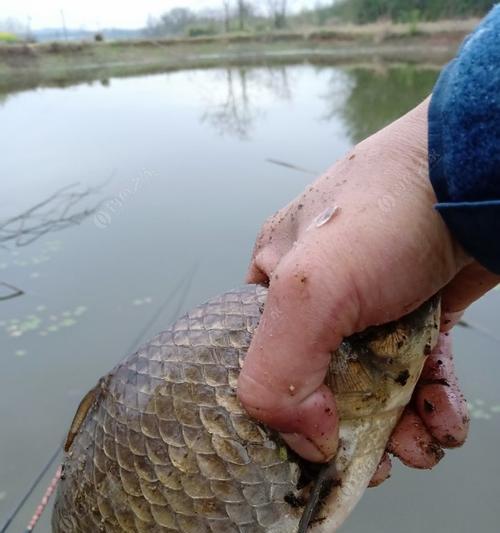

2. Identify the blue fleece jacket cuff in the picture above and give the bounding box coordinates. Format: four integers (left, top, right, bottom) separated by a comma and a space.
436, 201, 500, 274
428, 5, 500, 274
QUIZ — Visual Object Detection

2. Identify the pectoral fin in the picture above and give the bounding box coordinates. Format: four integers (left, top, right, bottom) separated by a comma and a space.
302, 412, 399, 532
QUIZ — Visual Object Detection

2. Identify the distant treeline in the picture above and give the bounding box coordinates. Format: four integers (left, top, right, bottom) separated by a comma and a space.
1, 0, 495, 44
144, 0, 495, 39
332, 0, 495, 23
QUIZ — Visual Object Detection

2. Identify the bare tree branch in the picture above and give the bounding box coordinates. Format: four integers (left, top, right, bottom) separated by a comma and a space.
0, 282, 24, 301
0, 181, 107, 248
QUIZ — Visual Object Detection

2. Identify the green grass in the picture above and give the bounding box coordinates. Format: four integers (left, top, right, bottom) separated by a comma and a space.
0, 32, 18, 43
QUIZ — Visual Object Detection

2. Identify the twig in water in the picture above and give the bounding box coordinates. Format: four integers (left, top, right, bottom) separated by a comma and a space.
458, 319, 500, 345
0, 181, 109, 248
0, 282, 24, 301
266, 158, 317, 176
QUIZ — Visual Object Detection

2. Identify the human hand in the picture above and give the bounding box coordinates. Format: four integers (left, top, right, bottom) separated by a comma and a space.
237, 97, 499, 479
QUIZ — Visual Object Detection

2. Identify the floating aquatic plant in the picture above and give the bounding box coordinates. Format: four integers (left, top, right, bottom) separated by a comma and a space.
468, 398, 500, 420
132, 297, 153, 306
3, 304, 88, 339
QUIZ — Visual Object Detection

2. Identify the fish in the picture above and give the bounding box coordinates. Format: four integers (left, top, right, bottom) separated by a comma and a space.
52, 284, 439, 532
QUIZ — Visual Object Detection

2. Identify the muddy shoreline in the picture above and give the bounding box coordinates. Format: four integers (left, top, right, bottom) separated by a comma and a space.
0, 21, 476, 94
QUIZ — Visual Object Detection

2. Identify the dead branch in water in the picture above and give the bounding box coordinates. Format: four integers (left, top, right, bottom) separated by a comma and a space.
0, 281, 24, 301
0, 181, 106, 247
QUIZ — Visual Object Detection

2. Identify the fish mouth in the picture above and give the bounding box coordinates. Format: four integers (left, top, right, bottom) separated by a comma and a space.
298, 412, 398, 532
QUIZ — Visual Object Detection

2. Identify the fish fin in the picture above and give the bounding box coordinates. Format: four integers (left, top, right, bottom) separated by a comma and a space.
297, 460, 339, 533
308, 413, 398, 532
64, 379, 104, 452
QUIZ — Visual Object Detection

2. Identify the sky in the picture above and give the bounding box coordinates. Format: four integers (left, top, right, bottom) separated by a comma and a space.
1, 0, 325, 30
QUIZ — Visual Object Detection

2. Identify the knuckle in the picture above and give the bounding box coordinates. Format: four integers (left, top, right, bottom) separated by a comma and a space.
272, 255, 312, 292
251, 214, 277, 258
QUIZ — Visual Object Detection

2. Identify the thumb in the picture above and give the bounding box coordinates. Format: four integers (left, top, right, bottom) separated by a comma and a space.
237, 241, 362, 462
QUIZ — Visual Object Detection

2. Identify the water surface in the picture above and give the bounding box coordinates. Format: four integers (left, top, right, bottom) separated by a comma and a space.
0, 63, 498, 532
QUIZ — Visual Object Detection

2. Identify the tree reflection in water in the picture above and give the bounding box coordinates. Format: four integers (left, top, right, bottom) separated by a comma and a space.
323, 65, 439, 144
201, 63, 438, 146
0, 181, 106, 301
201, 65, 292, 139
0, 181, 106, 248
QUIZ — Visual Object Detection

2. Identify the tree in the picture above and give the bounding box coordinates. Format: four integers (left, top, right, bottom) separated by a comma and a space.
0, 17, 25, 34
237, 0, 246, 30
163, 8, 196, 33
267, 0, 289, 29
222, 0, 231, 32
332, 0, 495, 23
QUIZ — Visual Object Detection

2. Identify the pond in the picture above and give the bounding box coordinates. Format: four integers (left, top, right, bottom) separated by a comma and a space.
0, 62, 499, 532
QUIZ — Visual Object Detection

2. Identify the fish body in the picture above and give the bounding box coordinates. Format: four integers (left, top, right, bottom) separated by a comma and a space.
52, 285, 439, 532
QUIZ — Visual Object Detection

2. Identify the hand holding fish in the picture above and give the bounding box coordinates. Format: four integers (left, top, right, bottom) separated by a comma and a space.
238, 97, 499, 478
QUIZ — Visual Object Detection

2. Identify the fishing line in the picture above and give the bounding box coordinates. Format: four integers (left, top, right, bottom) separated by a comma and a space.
126, 262, 199, 354
0, 446, 62, 533
25, 466, 62, 532
3, 265, 200, 533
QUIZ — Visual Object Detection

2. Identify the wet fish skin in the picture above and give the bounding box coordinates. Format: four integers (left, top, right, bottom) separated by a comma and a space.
52, 285, 439, 532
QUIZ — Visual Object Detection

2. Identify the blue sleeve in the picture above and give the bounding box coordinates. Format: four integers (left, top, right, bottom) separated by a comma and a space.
428, 4, 500, 274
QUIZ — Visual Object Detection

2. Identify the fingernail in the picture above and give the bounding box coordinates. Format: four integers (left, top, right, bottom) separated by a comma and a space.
280, 432, 331, 463
368, 452, 392, 487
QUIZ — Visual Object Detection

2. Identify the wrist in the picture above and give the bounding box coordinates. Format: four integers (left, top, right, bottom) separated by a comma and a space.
366, 96, 471, 273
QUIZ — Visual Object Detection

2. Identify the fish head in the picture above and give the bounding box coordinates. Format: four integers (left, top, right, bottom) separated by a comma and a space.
294, 296, 440, 532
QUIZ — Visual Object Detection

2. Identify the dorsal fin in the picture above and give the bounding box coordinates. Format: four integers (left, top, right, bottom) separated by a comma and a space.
64, 378, 106, 452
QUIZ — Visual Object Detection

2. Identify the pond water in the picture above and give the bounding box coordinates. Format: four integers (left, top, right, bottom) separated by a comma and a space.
0, 63, 499, 532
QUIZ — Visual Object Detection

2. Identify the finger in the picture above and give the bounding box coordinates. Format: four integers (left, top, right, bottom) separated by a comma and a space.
246, 260, 269, 285
415, 332, 469, 448
368, 453, 392, 488
388, 406, 444, 469
246, 247, 281, 284
246, 208, 298, 284
442, 261, 500, 313
239, 244, 353, 462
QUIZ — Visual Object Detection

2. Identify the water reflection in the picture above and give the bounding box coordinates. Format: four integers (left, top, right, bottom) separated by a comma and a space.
0, 63, 439, 145
201, 66, 293, 139
334, 66, 439, 142
199, 63, 437, 143
0, 91, 10, 107
201, 68, 254, 139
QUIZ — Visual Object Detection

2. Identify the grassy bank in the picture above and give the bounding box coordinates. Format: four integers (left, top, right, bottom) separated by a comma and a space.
0, 18, 478, 94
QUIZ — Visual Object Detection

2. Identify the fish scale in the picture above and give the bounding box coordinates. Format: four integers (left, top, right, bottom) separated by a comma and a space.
53, 286, 302, 532
53, 285, 439, 532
